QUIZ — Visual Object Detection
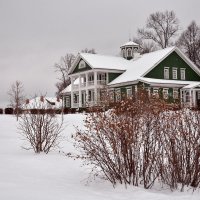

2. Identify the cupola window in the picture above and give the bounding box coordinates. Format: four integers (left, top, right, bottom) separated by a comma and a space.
127, 48, 132, 57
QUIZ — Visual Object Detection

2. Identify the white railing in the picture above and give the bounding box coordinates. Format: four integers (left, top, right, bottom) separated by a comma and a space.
73, 103, 79, 108
81, 82, 86, 87
88, 81, 94, 86
97, 80, 106, 85
72, 84, 79, 90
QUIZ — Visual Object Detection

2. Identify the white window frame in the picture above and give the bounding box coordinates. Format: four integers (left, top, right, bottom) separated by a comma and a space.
65, 96, 70, 107
163, 88, 169, 99
173, 88, 179, 99
153, 88, 159, 98
197, 91, 200, 100
115, 88, 121, 102
78, 60, 86, 69
180, 68, 186, 80
172, 68, 177, 79
126, 87, 132, 98
164, 67, 169, 79
109, 89, 114, 102
127, 48, 132, 57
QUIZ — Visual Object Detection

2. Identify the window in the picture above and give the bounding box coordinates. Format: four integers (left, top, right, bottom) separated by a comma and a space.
164, 67, 169, 79
127, 48, 132, 57
197, 91, 200, 100
126, 87, 132, 98
109, 90, 114, 102
122, 49, 126, 57
163, 88, 169, 99
78, 60, 86, 69
173, 88, 179, 99
180, 68, 185, 80
153, 88, 159, 98
65, 96, 70, 107
172, 68, 177, 79
115, 88, 121, 102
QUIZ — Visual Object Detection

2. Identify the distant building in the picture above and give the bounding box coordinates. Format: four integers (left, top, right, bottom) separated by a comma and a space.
61, 41, 200, 108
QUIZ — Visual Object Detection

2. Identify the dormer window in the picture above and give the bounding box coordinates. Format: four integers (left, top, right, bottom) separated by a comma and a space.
180, 68, 185, 80
164, 67, 169, 79
172, 68, 177, 79
127, 48, 132, 57
79, 60, 86, 69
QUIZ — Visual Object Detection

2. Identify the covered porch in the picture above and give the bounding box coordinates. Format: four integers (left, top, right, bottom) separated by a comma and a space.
181, 83, 200, 108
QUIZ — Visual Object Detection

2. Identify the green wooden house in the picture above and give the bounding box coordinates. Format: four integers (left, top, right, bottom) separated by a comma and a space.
61, 41, 200, 108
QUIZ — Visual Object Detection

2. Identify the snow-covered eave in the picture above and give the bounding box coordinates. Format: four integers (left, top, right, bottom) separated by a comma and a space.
139, 77, 200, 88
108, 80, 139, 88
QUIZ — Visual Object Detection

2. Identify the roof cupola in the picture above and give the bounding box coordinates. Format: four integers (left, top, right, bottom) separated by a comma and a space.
120, 41, 139, 60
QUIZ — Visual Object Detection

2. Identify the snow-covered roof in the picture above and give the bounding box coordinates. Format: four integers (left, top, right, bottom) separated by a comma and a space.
80, 53, 129, 70
120, 41, 139, 47
139, 77, 200, 87
109, 47, 176, 86
60, 84, 72, 94
68, 53, 130, 74
23, 97, 62, 109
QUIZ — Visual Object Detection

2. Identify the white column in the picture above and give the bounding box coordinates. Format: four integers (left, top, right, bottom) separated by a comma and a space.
106, 72, 109, 84
190, 89, 192, 107
94, 71, 97, 86
94, 71, 97, 105
86, 73, 88, 88
79, 75, 81, 107
193, 90, 196, 108
71, 77, 74, 108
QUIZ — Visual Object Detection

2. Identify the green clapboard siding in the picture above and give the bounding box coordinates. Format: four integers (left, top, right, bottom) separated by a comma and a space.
72, 59, 92, 74
144, 52, 200, 81
108, 73, 122, 83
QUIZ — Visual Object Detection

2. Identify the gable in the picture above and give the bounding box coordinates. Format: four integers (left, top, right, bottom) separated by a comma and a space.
144, 51, 200, 81
72, 58, 92, 74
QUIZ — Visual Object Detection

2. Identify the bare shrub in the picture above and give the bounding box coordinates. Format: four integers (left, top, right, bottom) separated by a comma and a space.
72, 90, 200, 191
18, 109, 63, 154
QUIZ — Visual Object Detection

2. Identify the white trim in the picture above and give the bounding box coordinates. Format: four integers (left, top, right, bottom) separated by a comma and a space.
172, 67, 177, 79
180, 68, 186, 80
164, 67, 169, 79
163, 88, 169, 99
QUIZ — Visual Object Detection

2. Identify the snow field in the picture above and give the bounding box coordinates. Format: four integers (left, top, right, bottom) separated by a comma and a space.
0, 114, 199, 200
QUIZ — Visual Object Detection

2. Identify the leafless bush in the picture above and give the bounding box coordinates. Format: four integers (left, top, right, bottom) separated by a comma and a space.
72, 90, 200, 191
18, 109, 63, 154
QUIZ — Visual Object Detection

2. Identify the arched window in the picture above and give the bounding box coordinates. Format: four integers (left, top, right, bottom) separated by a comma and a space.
127, 48, 132, 57
121, 49, 126, 58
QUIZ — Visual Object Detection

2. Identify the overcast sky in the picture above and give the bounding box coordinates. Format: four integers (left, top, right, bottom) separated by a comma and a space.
0, 0, 200, 107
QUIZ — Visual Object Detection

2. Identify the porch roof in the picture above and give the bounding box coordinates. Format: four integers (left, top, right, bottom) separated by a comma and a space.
182, 82, 200, 89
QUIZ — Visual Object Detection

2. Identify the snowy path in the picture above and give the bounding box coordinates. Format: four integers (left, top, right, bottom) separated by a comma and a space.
0, 114, 199, 200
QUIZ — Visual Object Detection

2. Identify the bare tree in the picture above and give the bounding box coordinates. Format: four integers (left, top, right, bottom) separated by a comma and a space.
132, 37, 157, 54
55, 53, 75, 96
81, 48, 96, 54
176, 21, 200, 68
138, 10, 179, 49
18, 101, 63, 154
8, 81, 25, 121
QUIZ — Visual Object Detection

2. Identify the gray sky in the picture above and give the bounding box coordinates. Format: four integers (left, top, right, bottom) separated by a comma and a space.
0, 0, 200, 107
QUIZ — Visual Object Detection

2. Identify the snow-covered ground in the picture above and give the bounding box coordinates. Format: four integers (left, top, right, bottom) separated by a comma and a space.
0, 114, 199, 200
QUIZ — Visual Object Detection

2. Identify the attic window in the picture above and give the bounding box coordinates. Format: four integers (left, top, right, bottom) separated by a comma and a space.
180, 68, 186, 80
79, 60, 86, 69
164, 67, 169, 79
